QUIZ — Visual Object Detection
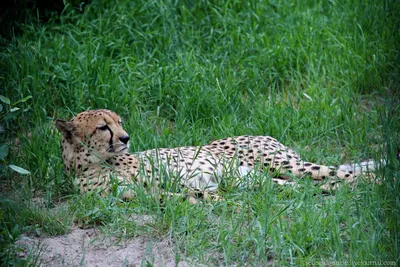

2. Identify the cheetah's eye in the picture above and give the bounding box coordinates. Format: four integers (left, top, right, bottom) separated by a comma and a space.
97, 125, 109, 131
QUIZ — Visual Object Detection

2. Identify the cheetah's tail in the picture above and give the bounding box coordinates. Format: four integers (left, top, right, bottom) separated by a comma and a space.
335, 159, 384, 173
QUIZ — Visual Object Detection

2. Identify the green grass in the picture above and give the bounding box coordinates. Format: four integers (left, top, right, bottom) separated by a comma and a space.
1, 0, 399, 265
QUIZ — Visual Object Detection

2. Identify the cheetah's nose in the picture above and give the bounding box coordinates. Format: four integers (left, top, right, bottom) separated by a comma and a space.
119, 135, 130, 144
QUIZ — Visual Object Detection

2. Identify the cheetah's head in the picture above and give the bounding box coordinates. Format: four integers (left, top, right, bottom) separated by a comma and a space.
55, 109, 130, 172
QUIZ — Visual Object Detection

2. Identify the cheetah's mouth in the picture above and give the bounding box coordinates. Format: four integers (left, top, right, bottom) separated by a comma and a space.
107, 144, 128, 154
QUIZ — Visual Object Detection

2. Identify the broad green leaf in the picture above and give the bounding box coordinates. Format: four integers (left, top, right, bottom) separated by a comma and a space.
0, 144, 8, 160
0, 95, 10, 105
0, 126, 4, 134
3, 108, 22, 121
9, 164, 30, 175
0, 104, 3, 112
13, 95, 32, 105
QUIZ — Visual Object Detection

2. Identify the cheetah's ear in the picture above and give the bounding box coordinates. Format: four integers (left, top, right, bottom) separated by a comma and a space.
55, 119, 75, 141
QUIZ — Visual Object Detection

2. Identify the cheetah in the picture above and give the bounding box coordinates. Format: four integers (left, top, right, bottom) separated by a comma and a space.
55, 109, 373, 200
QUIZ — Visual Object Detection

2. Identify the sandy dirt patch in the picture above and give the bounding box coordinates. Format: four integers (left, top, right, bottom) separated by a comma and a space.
16, 227, 190, 267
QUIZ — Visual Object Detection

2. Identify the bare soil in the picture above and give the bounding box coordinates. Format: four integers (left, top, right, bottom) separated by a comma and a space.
16, 226, 190, 267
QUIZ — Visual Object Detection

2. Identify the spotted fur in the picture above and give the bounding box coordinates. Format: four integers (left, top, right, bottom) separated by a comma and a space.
55, 109, 367, 199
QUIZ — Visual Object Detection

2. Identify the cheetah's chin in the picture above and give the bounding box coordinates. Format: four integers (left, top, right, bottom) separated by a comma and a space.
115, 146, 128, 154
118, 146, 128, 153
107, 144, 128, 154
